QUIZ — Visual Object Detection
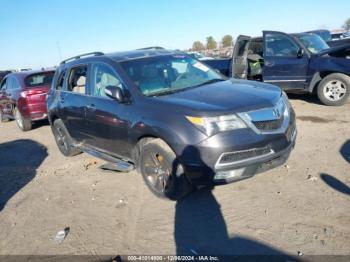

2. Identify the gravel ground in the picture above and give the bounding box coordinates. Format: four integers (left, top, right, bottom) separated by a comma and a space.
0, 94, 349, 258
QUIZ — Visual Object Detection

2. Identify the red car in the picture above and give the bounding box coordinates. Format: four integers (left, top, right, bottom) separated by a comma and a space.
0, 70, 55, 131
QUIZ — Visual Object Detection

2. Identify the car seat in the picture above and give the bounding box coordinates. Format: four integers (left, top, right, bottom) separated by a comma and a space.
73, 76, 86, 94
139, 65, 166, 94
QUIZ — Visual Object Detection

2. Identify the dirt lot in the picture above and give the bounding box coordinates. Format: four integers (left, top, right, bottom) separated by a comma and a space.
0, 94, 349, 258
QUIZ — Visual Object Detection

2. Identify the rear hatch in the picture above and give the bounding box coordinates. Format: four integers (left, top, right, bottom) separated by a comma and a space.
22, 71, 54, 103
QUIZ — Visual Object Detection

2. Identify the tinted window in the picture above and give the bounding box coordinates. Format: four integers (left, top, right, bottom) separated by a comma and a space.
25, 72, 54, 87
67, 66, 87, 94
265, 34, 299, 57
91, 63, 122, 98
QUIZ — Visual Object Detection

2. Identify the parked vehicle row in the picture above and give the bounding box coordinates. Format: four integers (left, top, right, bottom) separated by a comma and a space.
0, 70, 54, 130
203, 30, 350, 106
5, 28, 347, 199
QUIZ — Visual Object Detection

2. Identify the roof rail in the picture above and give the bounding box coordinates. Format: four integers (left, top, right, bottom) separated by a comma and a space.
60, 52, 104, 64
137, 46, 165, 50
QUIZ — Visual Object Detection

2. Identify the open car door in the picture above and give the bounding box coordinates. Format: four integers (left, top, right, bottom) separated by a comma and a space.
232, 35, 251, 79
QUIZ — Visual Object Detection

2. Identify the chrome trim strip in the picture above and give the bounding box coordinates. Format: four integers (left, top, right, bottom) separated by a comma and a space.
265, 79, 306, 82
237, 96, 290, 135
215, 148, 275, 168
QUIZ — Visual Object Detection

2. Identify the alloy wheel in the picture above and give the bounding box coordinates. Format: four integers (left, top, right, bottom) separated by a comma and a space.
323, 80, 347, 101
143, 151, 173, 194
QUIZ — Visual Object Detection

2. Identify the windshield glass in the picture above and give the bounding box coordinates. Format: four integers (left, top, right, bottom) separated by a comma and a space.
120, 55, 224, 96
314, 31, 332, 42
297, 34, 329, 54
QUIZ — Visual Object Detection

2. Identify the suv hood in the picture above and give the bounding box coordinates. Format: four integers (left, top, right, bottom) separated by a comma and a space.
154, 79, 282, 115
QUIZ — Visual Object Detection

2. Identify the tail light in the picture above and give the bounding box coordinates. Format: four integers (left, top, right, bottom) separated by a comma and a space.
20, 89, 47, 98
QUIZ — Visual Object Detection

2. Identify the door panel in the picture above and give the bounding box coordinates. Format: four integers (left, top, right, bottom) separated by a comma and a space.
85, 97, 131, 158
59, 65, 90, 143
85, 62, 131, 159
232, 35, 251, 79
59, 91, 88, 142
263, 31, 309, 90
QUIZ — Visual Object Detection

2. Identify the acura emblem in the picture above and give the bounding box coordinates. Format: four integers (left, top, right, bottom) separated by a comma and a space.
273, 108, 281, 118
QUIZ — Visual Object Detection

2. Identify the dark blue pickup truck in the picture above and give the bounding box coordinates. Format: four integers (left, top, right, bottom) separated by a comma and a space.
204, 30, 350, 106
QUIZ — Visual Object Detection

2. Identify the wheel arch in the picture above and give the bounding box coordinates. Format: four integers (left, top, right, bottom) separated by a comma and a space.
308, 71, 350, 93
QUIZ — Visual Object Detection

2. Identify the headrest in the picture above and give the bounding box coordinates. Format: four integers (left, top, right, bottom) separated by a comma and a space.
100, 73, 120, 87
141, 65, 158, 79
76, 76, 86, 86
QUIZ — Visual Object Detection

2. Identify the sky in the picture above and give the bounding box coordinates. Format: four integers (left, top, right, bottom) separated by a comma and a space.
0, 0, 349, 69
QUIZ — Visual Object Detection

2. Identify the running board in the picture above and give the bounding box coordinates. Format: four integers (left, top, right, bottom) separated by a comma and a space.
79, 145, 134, 172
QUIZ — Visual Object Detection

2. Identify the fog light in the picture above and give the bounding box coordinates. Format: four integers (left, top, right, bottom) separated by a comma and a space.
214, 168, 245, 181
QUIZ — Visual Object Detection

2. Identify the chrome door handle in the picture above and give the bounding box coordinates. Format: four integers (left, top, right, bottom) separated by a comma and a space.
87, 104, 96, 111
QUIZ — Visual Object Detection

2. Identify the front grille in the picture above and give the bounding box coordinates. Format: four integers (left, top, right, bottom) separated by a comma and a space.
252, 115, 284, 131
218, 146, 272, 165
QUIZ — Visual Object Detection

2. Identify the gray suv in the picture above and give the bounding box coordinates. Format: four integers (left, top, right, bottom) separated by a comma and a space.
46, 49, 297, 200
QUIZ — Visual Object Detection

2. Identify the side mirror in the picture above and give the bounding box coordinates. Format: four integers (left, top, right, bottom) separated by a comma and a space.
105, 85, 124, 102
297, 48, 304, 58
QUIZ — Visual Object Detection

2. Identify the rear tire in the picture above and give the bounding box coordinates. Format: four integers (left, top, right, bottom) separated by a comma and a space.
52, 119, 81, 157
139, 138, 193, 200
317, 73, 350, 106
15, 107, 32, 131
0, 110, 9, 123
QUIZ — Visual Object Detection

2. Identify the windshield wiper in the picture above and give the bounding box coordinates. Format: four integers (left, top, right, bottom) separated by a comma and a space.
193, 78, 225, 87
148, 79, 225, 97
148, 87, 186, 97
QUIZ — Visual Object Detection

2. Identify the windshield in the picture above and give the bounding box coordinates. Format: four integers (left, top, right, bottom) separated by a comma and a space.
314, 31, 332, 42
120, 55, 224, 96
297, 34, 329, 54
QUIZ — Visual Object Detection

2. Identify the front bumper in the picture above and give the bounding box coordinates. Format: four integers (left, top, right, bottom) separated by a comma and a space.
177, 122, 297, 186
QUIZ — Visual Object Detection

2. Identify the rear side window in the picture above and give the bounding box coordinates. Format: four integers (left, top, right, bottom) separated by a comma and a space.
67, 66, 88, 94
25, 72, 54, 88
6, 77, 16, 89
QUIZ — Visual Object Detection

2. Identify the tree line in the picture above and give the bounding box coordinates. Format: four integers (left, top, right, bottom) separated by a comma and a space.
191, 18, 350, 52
191, 35, 233, 51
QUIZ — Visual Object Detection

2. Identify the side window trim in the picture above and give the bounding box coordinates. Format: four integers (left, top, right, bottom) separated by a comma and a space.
55, 69, 66, 90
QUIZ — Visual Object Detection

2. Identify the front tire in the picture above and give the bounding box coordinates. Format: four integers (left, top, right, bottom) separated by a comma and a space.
139, 139, 193, 200
317, 73, 350, 106
52, 119, 81, 157
15, 107, 32, 131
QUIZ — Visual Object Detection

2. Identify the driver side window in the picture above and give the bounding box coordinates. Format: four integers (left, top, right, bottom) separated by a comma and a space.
91, 63, 122, 98
265, 33, 299, 57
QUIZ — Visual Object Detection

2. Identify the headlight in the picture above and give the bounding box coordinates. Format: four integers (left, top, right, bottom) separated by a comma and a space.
282, 91, 291, 110
186, 114, 247, 136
